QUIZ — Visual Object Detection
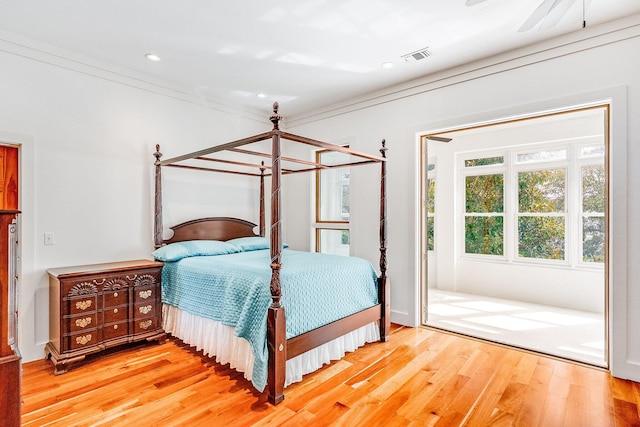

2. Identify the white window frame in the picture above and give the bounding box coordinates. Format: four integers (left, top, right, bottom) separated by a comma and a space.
312, 147, 350, 255
458, 139, 604, 269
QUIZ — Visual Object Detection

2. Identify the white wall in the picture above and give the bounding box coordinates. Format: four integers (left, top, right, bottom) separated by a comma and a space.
284, 15, 640, 381
0, 38, 267, 363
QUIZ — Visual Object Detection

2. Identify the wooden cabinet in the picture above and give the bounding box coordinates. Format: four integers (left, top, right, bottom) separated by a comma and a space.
0, 211, 20, 427
46, 259, 165, 374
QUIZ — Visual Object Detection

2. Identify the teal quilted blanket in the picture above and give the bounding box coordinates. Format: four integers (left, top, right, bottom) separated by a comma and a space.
161, 249, 379, 392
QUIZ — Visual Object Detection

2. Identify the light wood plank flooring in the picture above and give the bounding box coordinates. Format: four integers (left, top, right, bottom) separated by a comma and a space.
21, 325, 640, 426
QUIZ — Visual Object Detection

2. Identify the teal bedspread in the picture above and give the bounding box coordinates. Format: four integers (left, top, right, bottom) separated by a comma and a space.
161, 249, 379, 392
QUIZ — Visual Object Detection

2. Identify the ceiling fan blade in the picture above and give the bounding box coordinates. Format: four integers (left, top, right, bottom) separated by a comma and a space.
518, 0, 563, 32
465, 0, 489, 6
539, 0, 578, 30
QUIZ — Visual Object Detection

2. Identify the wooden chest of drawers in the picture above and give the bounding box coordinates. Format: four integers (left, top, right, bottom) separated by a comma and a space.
45, 259, 166, 374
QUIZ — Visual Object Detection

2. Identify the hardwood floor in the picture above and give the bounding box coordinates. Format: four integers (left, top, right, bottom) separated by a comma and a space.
21, 325, 640, 426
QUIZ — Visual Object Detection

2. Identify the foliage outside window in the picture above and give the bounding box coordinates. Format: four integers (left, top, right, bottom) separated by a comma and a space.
582, 164, 605, 262
465, 173, 504, 255
315, 149, 350, 255
426, 162, 436, 251
517, 169, 566, 260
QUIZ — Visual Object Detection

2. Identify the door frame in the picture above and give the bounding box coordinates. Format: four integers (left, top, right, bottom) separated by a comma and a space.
418, 103, 611, 367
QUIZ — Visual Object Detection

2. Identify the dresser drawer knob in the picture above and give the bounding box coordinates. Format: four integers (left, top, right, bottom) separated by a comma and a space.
139, 290, 152, 299
113, 292, 118, 297
75, 317, 92, 328
114, 324, 118, 330
76, 300, 92, 311
113, 308, 118, 314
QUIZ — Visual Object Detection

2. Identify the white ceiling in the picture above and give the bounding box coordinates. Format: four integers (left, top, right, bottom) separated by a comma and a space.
1, 0, 639, 117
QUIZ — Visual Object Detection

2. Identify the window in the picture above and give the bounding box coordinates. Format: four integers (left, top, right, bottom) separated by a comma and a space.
426, 162, 435, 251
315, 149, 350, 255
517, 168, 566, 260
461, 142, 604, 266
464, 173, 504, 255
581, 164, 605, 262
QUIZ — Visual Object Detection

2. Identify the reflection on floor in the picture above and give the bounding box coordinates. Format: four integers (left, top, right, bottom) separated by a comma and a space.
426, 289, 606, 367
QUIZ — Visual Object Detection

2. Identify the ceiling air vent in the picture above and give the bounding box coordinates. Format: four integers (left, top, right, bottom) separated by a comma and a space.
401, 47, 432, 62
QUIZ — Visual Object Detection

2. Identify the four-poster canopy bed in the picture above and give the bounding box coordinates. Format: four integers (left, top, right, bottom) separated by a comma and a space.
153, 103, 389, 405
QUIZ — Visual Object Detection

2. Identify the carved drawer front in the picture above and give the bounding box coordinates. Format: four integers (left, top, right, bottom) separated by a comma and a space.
67, 330, 99, 351
67, 295, 98, 316
102, 321, 129, 341
62, 279, 100, 299
134, 285, 157, 305
67, 313, 97, 333
103, 305, 129, 324
103, 287, 128, 308
134, 317, 159, 334
134, 302, 158, 320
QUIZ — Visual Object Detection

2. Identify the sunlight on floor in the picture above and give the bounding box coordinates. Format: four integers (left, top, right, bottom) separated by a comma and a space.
426, 289, 606, 367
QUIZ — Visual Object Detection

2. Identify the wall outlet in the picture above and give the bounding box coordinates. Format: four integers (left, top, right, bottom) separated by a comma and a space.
44, 232, 55, 245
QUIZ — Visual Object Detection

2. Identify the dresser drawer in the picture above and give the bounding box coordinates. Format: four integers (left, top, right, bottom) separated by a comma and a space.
67, 295, 98, 316
102, 321, 130, 341
103, 305, 129, 323
135, 317, 160, 334
103, 288, 129, 307
67, 313, 97, 333
134, 285, 157, 304
134, 302, 158, 319
67, 330, 99, 352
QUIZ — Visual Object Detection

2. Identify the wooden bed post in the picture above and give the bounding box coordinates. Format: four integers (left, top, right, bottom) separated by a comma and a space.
267, 103, 286, 405
378, 139, 390, 341
259, 161, 266, 237
154, 144, 163, 249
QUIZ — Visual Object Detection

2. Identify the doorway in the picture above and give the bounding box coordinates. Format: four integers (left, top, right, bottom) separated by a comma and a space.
0, 145, 19, 210
421, 106, 608, 367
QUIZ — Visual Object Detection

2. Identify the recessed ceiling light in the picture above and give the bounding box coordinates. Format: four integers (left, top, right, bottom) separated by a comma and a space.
381, 62, 394, 69
145, 53, 161, 62
257, 93, 267, 98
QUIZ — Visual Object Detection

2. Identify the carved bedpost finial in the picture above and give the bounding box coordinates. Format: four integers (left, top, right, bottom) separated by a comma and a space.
270, 102, 282, 130
379, 139, 387, 159
154, 144, 163, 165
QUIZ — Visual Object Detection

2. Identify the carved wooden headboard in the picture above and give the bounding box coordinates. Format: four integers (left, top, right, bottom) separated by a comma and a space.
162, 217, 259, 245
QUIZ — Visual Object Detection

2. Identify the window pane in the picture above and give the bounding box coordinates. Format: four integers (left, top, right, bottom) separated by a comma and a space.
583, 216, 605, 263
465, 216, 504, 255
518, 169, 565, 213
427, 179, 435, 213
516, 149, 566, 163
427, 217, 434, 251
466, 174, 504, 213
317, 150, 350, 221
518, 216, 565, 260
464, 156, 504, 167
318, 229, 350, 256
582, 165, 605, 213
580, 145, 605, 157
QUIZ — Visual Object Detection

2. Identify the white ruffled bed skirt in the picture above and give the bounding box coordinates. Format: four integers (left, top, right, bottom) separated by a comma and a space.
162, 303, 380, 388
